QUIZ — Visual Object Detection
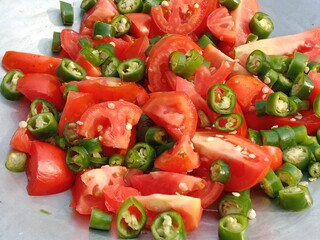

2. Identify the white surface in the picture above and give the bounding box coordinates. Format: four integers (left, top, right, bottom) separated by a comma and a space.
1, 1, 320, 239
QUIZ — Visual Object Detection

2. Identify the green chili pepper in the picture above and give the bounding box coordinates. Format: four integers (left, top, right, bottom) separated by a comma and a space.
78, 36, 93, 49
27, 112, 58, 139
145, 126, 168, 147
63, 122, 83, 145
80, 0, 97, 11
180, 49, 204, 78
111, 14, 131, 37
245, 49, 268, 75
151, 210, 186, 240
142, 0, 161, 14
109, 153, 125, 166
313, 94, 320, 117
5, 150, 27, 172
218, 214, 249, 240
52, 31, 62, 53
63, 84, 80, 100
248, 128, 262, 145
30, 98, 59, 120
275, 163, 303, 186
117, 58, 145, 82
60, 1, 74, 25
246, 33, 259, 43
273, 125, 296, 150
136, 113, 155, 142
308, 162, 320, 178
101, 56, 121, 77
80, 47, 104, 66
55, 58, 86, 82
292, 125, 308, 144
169, 51, 187, 76
55, 135, 69, 150
214, 113, 243, 132
219, 0, 240, 10
308, 61, 320, 72
265, 91, 290, 116
290, 73, 314, 100
279, 184, 313, 211
268, 55, 292, 73
89, 208, 113, 231
283, 145, 311, 171
272, 74, 292, 95
156, 142, 175, 156
255, 100, 267, 116
260, 169, 284, 198
288, 96, 303, 115
117, 0, 143, 14
263, 69, 279, 88
92, 22, 116, 39
125, 142, 156, 171
286, 52, 308, 79
207, 84, 236, 114
249, 12, 274, 39
260, 129, 279, 147
197, 34, 216, 49
66, 146, 90, 173
116, 197, 147, 238
1, 69, 24, 101
210, 159, 230, 183
79, 137, 103, 154
96, 43, 116, 62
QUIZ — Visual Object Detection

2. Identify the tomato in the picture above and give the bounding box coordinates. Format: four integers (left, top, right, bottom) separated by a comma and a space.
142, 91, 198, 140
225, 74, 273, 112
151, 0, 208, 35
26, 141, 75, 196
135, 194, 203, 232
154, 135, 200, 173
232, 101, 248, 137
92, 37, 131, 61
2, 51, 62, 75
77, 101, 142, 149
261, 146, 283, 171
192, 130, 271, 191
147, 34, 201, 92
122, 35, 149, 60
125, 13, 151, 38
308, 71, 320, 105
58, 91, 97, 135
10, 127, 34, 153
17, 73, 65, 110
207, 6, 236, 44
65, 77, 149, 105
75, 53, 102, 77
60, 29, 84, 61
194, 0, 219, 35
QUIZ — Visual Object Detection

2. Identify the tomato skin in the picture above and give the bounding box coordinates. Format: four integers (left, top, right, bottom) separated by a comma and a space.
194, 0, 219, 35
10, 127, 34, 153
2, 51, 62, 75
17, 73, 65, 111
261, 146, 283, 171
142, 91, 198, 140
58, 91, 97, 135
122, 35, 149, 61
125, 13, 151, 38
26, 141, 75, 196
147, 34, 201, 92
154, 135, 200, 172
60, 29, 85, 60
75, 53, 102, 77
192, 130, 271, 192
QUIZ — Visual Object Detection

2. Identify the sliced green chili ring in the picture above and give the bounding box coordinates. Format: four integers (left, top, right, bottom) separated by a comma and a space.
27, 112, 58, 140
245, 49, 268, 75
116, 197, 147, 238
55, 58, 86, 82
92, 22, 116, 39
96, 43, 116, 57
268, 55, 292, 73
317, 128, 320, 144
260, 169, 284, 198
169, 51, 187, 76
308, 162, 320, 178
308, 61, 320, 73
78, 36, 93, 49
30, 98, 59, 120
279, 185, 313, 211
218, 190, 252, 217
272, 74, 292, 95
290, 73, 314, 100
63, 122, 83, 145
156, 142, 175, 156
214, 113, 243, 132
292, 125, 308, 144
219, 0, 240, 10
207, 84, 236, 114
80, 47, 103, 66
145, 126, 168, 146
1, 69, 24, 101
260, 129, 279, 147
136, 113, 155, 142
286, 52, 308, 79
117, 58, 145, 82
89, 208, 113, 231
197, 109, 212, 128
265, 91, 290, 116
180, 49, 204, 78
283, 145, 311, 171
302, 136, 320, 156
313, 94, 320, 117
5, 150, 27, 172
78, 137, 102, 154
66, 146, 90, 173
288, 96, 303, 115
197, 34, 215, 49
55, 135, 69, 150
312, 147, 320, 162
111, 14, 131, 37
255, 100, 267, 116
90, 155, 108, 167
275, 163, 303, 186
80, 0, 97, 11
248, 128, 262, 145
210, 159, 230, 183
249, 12, 274, 39
125, 142, 156, 171
109, 154, 125, 166
257, 61, 271, 79
60, 1, 74, 26
218, 214, 249, 240
142, 0, 161, 14
151, 210, 186, 240
63, 84, 80, 99
273, 125, 296, 150
52, 31, 62, 53
102, 56, 121, 77
263, 69, 279, 88
117, 0, 143, 14
246, 33, 259, 43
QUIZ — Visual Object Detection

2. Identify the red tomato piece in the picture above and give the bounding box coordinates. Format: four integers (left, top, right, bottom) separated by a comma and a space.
154, 135, 200, 173
17, 73, 65, 110
122, 35, 149, 61
2, 51, 62, 75
192, 130, 271, 191
261, 145, 283, 171
125, 13, 151, 38
26, 141, 75, 196
75, 53, 102, 77
135, 194, 203, 232
58, 91, 97, 135
151, 0, 208, 35
77, 101, 142, 149
147, 34, 201, 92
10, 127, 34, 153
60, 29, 85, 61
130, 171, 206, 196
232, 101, 248, 138
194, 0, 219, 35
142, 91, 198, 140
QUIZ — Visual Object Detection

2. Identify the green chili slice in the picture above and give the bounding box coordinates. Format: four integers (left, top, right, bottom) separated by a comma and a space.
273, 125, 296, 150
260, 129, 280, 147
109, 153, 125, 166
249, 12, 274, 39
63, 84, 80, 99
27, 112, 58, 140
265, 91, 290, 116
272, 74, 292, 95
219, 0, 240, 10
78, 36, 93, 49
308, 162, 320, 178
55, 135, 69, 150
1, 69, 24, 101
180, 49, 204, 78
290, 73, 314, 100
80, 47, 104, 66
283, 145, 311, 171
197, 34, 215, 49
210, 159, 230, 183
292, 125, 308, 144
117, 58, 145, 82
279, 184, 313, 211
260, 169, 284, 198
246, 33, 259, 43
66, 146, 90, 173
125, 142, 156, 171
55, 58, 86, 82
275, 163, 303, 186
63, 122, 83, 145
5, 150, 27, 172
145, 126, 168, 147
80, 0, 97, 11
92, 22, 116, 39
248, 128, 262, 145
218, 190, 252, 217
52, 31, 62, 53
268, 55, 292, 73
117, 0, 143, 14
30, 98, 59, 120
89, 208, 113, 231
313, 94, 320, 117
308, 61, 320, 72
142, 0, 161, 14
207, 84, 236, 114
60, 1, 74, 26
111, 14, 131, 37
214, 113, 243, 132
79, 137, 103, 154
169, 51, 187, 76
101, 56, 121, 77
286, 52, 308, 79
218, 214, 249, 240
245, 49, 267, 75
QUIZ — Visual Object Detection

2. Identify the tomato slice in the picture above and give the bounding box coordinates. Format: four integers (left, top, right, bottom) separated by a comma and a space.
194, 0, 219, 35
151, 0, 208, 35
147, 34, 201, 92
142, 91, 198, 140
192, 130, 271, 191
10, 127, 34, 153
77, 101, 142, 149
125, 13, 151, 38
154, 135, 200, 173
261, 146, 283, 171
75, 53, 102, 77
122, 35, 149, 61
60, 29, 85, 60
